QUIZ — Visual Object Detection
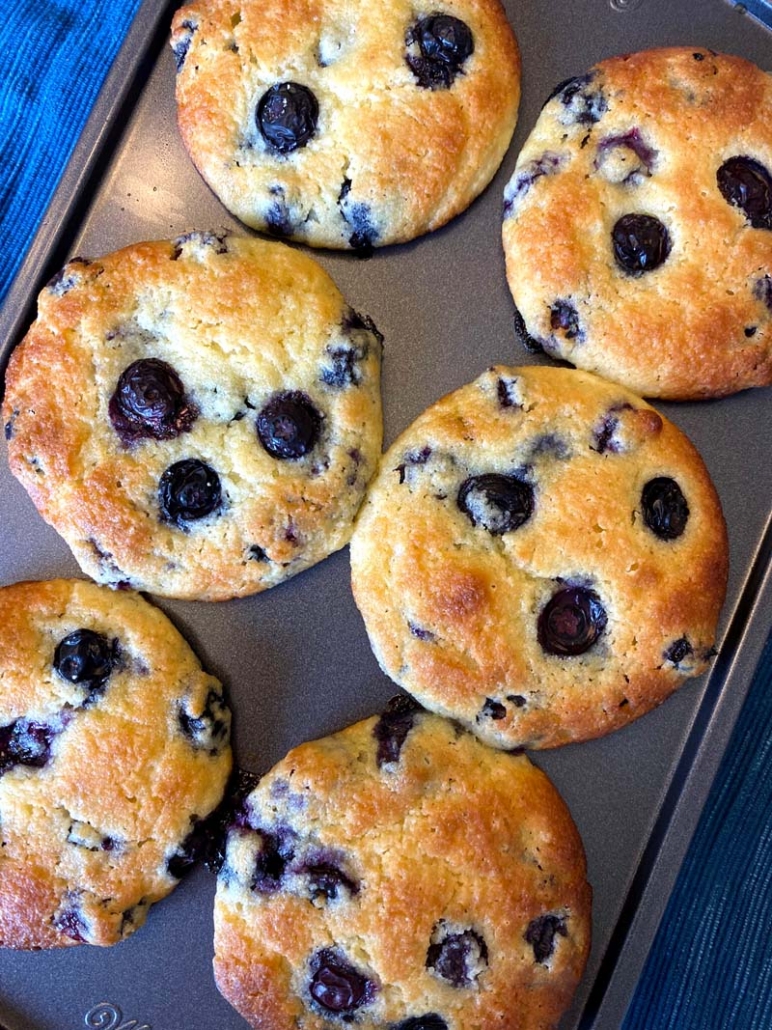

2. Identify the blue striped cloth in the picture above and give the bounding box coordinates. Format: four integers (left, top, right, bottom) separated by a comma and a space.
1, 3, 772, 1028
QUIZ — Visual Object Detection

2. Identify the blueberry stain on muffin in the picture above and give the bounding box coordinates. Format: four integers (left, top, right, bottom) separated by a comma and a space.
257, 82, 319, 154
251, 827, 296, 892
457, 473, 534, 535
109, 358, 197, 444
525, 913, 568, 963
406, 15, 474, 90
550, 300, 584, 342
0, 719, 62, 776
548, 74, 607, 126
338, 179, 379, 254
503, 152, 564, 217
595, 129, 657, 185
178, 688, 231, 754
321, 341, 370, 388
641, 477, 689, 540
302, 859, 359, 902
664, 637, 693, 667
256, 391, 322, 460
393, 1017, 448, 1030
612, 214, 671, 274
374, 694, 422, 767
538, 587, 607, 657
717, 156, 772, 230
308, 948, 377, 1015
172, 19, 198, 71
754, 274, 772, 313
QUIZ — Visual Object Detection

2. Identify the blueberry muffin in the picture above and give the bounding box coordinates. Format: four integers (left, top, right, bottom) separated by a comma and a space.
171, 0, 520, 250
0, 578, 231, 949
501, 47, 772, 400
213, 699, 591, 1030
350, 366, 728, 750
3, 232, 383, 600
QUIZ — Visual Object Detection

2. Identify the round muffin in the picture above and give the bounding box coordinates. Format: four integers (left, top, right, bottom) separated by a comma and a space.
213, 699, 591, 1030
501, 47, 772, 400
0, 578, 232, 949
171, 0, 520, 250
350, 365, 729, 750
3, 232, 383, 600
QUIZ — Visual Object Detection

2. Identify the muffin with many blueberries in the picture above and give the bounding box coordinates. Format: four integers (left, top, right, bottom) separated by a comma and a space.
213, 699, 591, 1030
0, 578, 231, 948
2, 231, 383, 600
350, 365, 729, 750
171, 0, 521, 250
502, 47, 772, 399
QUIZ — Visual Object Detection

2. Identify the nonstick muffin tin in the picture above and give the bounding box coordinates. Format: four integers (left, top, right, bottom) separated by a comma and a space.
1, 0, 771, 1027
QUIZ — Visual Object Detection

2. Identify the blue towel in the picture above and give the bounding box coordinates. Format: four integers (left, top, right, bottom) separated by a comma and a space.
1, 3, 771, 1028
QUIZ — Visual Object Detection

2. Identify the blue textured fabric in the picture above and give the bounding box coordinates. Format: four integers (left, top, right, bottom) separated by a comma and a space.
623, 629, 772, 1030
0, 0, 143, 304
2, 3, 772, 1028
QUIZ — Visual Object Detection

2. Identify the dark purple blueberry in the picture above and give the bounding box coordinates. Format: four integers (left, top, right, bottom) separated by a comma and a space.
426, 926, 488, 986
717, 156, 772, 230
252, 827, 296, 892
396, 446, 433, 483
257, 82, 319, 154
525, 913, 567, 963
256, 391, 322, 460
0, 719, 59, 775
538, 587, 607, 657
496, 375, 521, 408
507, 694, 527, 707
178, 688, 231, 754
265, 186, 294, 237
406, 15, 474, 90
595, 129, 657, 183
53, 903, 88, 943
109, 358, 197, 444
393, 1016, 448, 1030
665, 637, 693, 665
548, 73, 607, 125
458, 473, 534, 535
309, 949, 376, 1014
591, 403, 633, 454
612, 214, 671, 274
512, 305, 545, 354
248, 544, 270, 562
745, 326, 758, 338
343, 307, 384, 348
338, 178, 378, 253
481, 698, 506, 720
172, 19, 197, 71
503, 152, 564, 216
167, 818, 208, 879
158, 459, 222, 526
304, 861, 359, 901
54, 629, 115, 702
4, 410, 18, 440
204, 767, 262, 874
321, 340, 369, 388
641, 477, 689, 540
46, 257, 91, 296
374, 694, 422, 767
754, 275, 772, 314
550, 300, 582, 341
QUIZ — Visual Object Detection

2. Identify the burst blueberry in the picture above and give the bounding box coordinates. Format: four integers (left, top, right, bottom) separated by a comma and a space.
406, 15, 474, 89
109, 358, 196, 443
374, 694, 421, 767
525, 913, 567, 963
458, 473, 534, 535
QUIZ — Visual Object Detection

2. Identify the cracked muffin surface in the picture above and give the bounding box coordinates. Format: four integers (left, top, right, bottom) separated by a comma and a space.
502, 47, 772, 399
213, 701, 590, 1030
171, 0, 520, 250
0, 578, 231, 949
350, 365, 728, 750
2, 232, 383, 600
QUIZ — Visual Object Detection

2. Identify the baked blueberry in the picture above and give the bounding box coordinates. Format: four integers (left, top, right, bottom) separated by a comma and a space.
178, 688, 231, 754
54, 629, 115, 700
538, 587, 607, 657
503, 152, 564, 217
167, 818, 209, 879
393, 1017, 448, 1030
0, 719, 59, 775
482, 698, 506, 720
595, 129, 657, 184
338, 179, 378, 253
641, 477, 689, 540
109, 358, 197, 443
549, 73, 607, 125
406, 15, 474, 90
252, 827, 296, 892
303, 861, 359, 901
525, 913, 567, 963
257, 82, 319, 154
158, 459, 222, 526
256, 391, 322, 460
309, 949, 376, 1014
53, 903, 89, 944
172, 19, 197, 71
612, 214, 671, 274
374, 694, 421, 767
426, 925, 488, 986
717, 156, 772, 230
512, 305, 545, 354
755, 275, 772, 313
457, 473, 534, 535
550, 300, 582, 340
665, 637, 693, 665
